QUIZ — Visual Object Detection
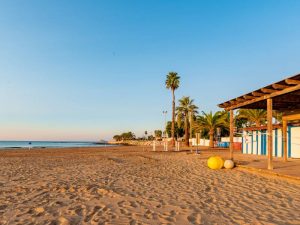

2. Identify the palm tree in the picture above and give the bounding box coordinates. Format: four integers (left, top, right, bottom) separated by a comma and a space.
165, 72, 180, 146
273, 110, 282, 124
176, 112, 183, 129
176, 96, 198, 146
195, 111, 228, 148
237, 109, 267, 127
189, 104, 198, 139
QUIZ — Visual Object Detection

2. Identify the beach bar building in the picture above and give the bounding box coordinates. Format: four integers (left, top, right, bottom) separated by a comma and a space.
218, 73, 300, 170
241, 125, 300, 158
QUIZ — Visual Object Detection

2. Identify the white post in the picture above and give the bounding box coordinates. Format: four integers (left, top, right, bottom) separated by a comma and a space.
153, 140, 156, 151
165, 139, 168, 151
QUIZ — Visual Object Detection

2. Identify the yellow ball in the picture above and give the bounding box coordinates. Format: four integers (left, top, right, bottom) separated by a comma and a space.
207, 156, 224, 170
215, 156, 224, 169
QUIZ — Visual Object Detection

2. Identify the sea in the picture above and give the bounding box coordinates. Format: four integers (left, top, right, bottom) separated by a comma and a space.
0, 141, 109, 149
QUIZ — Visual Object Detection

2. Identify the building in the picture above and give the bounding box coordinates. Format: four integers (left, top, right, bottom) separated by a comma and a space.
218, 73, 300, 169
242, 125, 300, 158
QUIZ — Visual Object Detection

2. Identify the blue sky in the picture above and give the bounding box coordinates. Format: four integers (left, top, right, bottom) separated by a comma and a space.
0, 0, 300, 141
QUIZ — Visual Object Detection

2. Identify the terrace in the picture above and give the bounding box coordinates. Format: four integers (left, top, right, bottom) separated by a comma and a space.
218, 73, 300, 170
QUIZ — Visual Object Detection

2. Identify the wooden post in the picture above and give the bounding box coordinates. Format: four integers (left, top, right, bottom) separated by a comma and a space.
267, 98, 273, 170
282, 119, 288, 162
229, 109, 234, 160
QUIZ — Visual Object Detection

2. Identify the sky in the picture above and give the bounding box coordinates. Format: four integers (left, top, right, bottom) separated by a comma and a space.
0, 0, 300, 141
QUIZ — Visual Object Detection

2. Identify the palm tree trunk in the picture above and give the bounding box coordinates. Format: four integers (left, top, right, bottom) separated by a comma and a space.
171, 89, 175, 147
256, 121, 261, 127
209, 129, 214, 148
189, 113, 193, 139
185, 115, 189, 147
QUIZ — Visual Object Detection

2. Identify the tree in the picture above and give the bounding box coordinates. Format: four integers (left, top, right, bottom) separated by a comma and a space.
118, 132, 136, 140
165, 72, 180, 147
189, 104, 199, 139
147, 135, 155, 141
154, 130, 162, 139
237, 109, 267, 127
166, 121, 184, 138
195, 111, 228, 148
273, 110, 283, 124
113, 135, 122, 141
176, 96, 198, 146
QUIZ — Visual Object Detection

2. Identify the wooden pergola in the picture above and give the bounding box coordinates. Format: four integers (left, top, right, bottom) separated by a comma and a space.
218, 73, 300, 170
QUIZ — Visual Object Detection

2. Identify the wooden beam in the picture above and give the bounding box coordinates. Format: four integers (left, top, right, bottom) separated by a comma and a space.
277, 95, 300, 101
236, 97, 245, 102
282, 113, 300, 121
285, 79, 300, 85
282, 119, 288, 162
229, 110, 234, 160
261, 88, 276, 93
272, 83, 290, 89
220, 102, 231, 107
243, 95, 255, 100
252, 91, 264, 97
267, 98, 273, 170
224, 84, 300, 110
282, 110, 300, 116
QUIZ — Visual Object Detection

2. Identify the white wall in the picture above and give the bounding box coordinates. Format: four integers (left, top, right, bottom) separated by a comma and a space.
221, 137, 242, 142
242, 127, 300, 158
190, 138, 210, 146
276, 129, 283, 158
291, 127, 300, 158
253, 131, 258, 155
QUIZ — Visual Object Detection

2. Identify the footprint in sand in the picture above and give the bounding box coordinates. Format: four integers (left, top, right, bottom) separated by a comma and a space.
74, 205, 87, 217
84, 206, 102, 222
0, 205, 7, 210
205, 186, 211, 192
129, 201, 138, 208
204, 197, 213, 204
129, 219, 137, 225
49, 216, 71, 225
144, 209, 153, 219
55, 201, 66, 206
187, 212, 202, 225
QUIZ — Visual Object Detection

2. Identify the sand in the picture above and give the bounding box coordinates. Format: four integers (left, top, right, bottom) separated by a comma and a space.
0, 146, 300, 225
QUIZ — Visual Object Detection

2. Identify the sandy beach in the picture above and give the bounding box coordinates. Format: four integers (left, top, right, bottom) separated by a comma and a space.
0, 146, 300, 225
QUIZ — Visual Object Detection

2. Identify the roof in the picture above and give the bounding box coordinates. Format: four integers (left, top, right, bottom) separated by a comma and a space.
243, 124, 282, 131
242, 122, 300, 131
218, 73, 300, 111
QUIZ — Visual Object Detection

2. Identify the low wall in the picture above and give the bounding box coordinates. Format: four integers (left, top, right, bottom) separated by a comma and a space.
190, 138, 210, 146
109, 140, 164, 146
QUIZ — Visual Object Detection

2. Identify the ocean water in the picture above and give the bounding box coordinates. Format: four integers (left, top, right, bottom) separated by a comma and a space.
0, 141, 109, 149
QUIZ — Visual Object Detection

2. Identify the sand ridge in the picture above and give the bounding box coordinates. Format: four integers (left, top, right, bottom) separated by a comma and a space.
0, 146, 299, 224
